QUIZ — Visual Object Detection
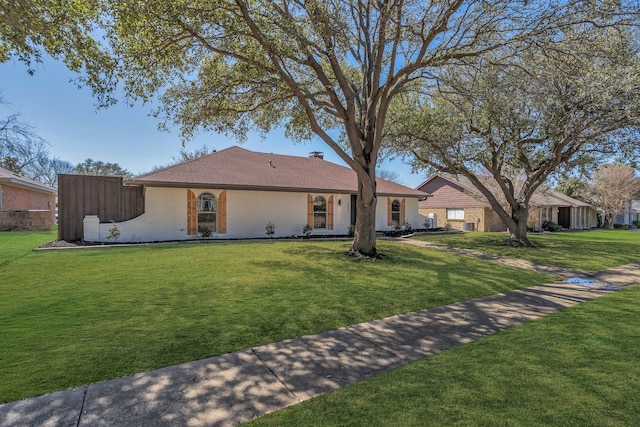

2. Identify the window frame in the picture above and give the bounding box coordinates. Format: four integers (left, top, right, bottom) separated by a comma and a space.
446, 208, 465, 221
197, 192, 217, 233
391, 199, 401, 226
313, 196, 327, 229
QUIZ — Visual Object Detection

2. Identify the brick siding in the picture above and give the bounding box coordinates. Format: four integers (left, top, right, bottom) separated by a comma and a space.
0, 210, 53, 231
1, 184, 56, 230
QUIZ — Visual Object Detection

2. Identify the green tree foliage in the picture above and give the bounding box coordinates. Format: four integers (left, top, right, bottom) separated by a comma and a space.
556, 177, 589, 203
75, 158, 133, 178
389, 24, 640, 246
0, 0, 113, 92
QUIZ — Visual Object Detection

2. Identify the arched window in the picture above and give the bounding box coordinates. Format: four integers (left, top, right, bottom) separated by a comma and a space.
391, 199, 401, 225
313, 196, 327, 229
197, 193, 217, 233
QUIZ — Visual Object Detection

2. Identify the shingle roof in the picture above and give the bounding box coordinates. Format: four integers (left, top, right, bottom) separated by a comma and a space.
418, 173, 591, 208
131, 146, 426, 197
0, 166, 58, 194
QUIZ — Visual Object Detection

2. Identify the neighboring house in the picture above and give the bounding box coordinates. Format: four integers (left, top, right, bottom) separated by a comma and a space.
417, 174, 597, 232
59, 146, 428, 242
528, 187, 597, 230
0, 166, 57, 231
614, 200, 640, 226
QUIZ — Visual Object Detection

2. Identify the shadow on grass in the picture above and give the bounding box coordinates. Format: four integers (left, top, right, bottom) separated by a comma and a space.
0, 279, 609, 427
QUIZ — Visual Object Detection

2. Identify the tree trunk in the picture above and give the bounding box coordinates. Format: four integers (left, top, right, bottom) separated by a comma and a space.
348, 173, 380, 258
505, 205, 534, 246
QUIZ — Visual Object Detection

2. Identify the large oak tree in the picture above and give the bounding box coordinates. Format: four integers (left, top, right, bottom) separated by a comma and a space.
389, 24, 640, 245
3, 1, 636, 255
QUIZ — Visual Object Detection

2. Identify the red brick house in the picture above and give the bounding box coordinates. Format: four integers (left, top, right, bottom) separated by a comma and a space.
0, 166, 57, 231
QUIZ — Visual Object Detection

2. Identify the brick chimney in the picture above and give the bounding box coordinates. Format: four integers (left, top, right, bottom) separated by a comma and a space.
309, 151, 324, 159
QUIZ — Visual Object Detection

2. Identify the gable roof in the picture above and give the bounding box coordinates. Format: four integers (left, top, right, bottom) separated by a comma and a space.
0, 166, 58, 194
131, 146, 426, 197
417, 173, 591, 208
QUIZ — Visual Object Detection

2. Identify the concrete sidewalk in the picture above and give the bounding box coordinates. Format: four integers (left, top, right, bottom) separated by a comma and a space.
2, 262, 639, 427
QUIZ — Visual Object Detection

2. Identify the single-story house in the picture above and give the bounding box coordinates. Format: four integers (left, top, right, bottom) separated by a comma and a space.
0, 166, 57, 231
417, 174, 597, 232
59, 146, 428, 242
614, 200, 640, 226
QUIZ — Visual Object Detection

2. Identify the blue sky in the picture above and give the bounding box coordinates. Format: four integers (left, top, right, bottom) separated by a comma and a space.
0, 56, 425, 188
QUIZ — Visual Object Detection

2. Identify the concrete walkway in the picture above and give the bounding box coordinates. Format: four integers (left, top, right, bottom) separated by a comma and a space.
2, 256, 639, 426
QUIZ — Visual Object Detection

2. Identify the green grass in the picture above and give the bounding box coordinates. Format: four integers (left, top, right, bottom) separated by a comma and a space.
0, 233, 552, 403
248, 286, 640, 427
414, 229, 640, 271
0, 227, 57, 266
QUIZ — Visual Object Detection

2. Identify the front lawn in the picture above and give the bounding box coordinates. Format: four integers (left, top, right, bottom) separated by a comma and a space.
414, 229, 640, 271
0, 227, 57, 266
249, 286, 640, 426
0, 234, 552, 403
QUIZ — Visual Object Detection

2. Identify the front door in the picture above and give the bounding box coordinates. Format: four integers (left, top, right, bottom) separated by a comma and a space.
557, 207, 571, 229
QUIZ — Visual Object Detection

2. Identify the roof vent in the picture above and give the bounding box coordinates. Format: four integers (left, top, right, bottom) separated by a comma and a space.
309, 151, 324, 159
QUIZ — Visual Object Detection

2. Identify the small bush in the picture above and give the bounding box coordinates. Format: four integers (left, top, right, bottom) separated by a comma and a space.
633, 221, 640, 228
106, 221, 121, 241
613, 224, 629, 230
199, 225, 212, 238
348, 224, 355, 237
542, 220, 561, 232
265, 222, 276, 238
302, 224, 313, 238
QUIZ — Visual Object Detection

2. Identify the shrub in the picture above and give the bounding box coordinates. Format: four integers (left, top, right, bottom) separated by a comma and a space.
613, 223, 630, 230
106, 221, 121, 241
199, 225, 212, 238
542, 220, 561, 232
633, 220, 640, 228
302, 224, 313, 238
348, 224, 355, 237
265, 222, 276, 238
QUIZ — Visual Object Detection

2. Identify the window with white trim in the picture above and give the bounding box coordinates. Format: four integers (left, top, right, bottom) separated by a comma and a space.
313, 196, 327, 229
197, 193, 217, 233
391, 199, 401, 226
446, 208, 464, 220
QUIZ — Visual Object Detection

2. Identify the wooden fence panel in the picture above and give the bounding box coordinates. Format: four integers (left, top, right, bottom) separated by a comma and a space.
58, 175, 145, 241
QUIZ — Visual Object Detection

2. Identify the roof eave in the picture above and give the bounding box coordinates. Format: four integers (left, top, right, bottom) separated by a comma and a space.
0, 177, 58, 194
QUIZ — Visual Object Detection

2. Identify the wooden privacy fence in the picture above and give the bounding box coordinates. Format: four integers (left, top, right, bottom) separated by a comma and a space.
58, 174, 145, 241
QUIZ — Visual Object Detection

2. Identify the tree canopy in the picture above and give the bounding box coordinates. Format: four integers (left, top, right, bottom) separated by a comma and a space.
75, 158, 133, 178
586, 164, 640, 229
388, 23, 640, 245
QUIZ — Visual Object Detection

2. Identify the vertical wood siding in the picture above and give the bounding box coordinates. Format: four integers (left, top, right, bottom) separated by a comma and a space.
58, 174, 145, 241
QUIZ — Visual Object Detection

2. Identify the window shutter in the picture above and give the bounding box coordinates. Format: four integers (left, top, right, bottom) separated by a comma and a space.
387, 198, 393, 226
187, 190, 197, 235
327, 195, 334, 230
307, 194, 313, 228
218, 191, 227, 234
401, 198, 406, 225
